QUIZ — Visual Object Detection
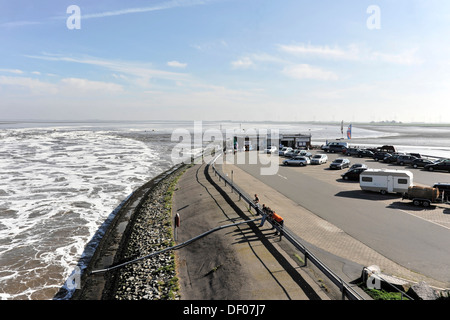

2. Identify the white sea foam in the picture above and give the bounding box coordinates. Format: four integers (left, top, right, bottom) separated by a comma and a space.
0, 125, 174, 299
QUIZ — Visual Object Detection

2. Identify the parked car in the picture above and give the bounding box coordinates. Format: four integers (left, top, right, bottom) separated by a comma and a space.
279, 147, 293, 156
284, 149, 300, 158
424, 159, 450, 172
298, 150, 312, 158
311, 154, 328, 164
433, 183, 450, 202
350, 163, 368, 170
341, 167, 368, 180
383, 153, 405, 163
328, 144, 346, 153
265, 146, 277, 153
321, 141, 348, 152
323, 142, 349, 153
283, 156, 310, 166
357, 149, 374, 158
373, 152, 391, 161
344, 148, 360, 156
396, 155, 418, 166
411, 158, 435, 168
329, 158, 350, 170
377, 145, 396, 153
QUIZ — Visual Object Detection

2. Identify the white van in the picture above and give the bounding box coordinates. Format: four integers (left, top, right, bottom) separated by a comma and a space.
359, 169, 413, 194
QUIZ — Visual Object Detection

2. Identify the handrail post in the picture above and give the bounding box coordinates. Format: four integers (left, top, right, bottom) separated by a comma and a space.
341, 283, 346, 300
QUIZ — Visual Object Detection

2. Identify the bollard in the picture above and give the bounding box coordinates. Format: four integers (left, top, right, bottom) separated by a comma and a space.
174, 213, 180, 241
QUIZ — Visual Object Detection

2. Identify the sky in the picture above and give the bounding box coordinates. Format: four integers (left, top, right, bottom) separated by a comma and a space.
1, 0, 450, 123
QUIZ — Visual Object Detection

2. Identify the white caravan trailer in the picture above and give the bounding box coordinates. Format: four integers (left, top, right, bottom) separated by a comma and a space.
359, 169, 413, 194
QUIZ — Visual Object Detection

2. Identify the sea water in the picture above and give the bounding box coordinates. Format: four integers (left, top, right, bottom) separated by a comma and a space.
0, 120, 448, 300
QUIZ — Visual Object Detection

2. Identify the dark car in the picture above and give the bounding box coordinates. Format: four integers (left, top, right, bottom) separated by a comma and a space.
329, 158, 350, 170
411, 158, 435, 168
344, 148, 360, 156
373, 152, 391, 161
425, 159, 450, 172
328, 144, 346, 153
357, 149, 374, 158
341, 167, 368, 180
377, 145, 396, 153
383, 153, 404, 163
396, 155, 418, 166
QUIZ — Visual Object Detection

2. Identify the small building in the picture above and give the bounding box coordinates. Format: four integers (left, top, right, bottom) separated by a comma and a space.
280, 134, 312, 149
226, 131, 312, 151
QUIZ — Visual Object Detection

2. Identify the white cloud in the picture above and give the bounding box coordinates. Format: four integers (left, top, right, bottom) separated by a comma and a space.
0, 75, 123, 96
282, 64, 338, 81
0, 69, 24, 74
278, 43, 354, 60
370, 49, 422, 65
0, 75, 58, 94
81, 0, 214, 19
26, 54, 190, 86
0, 21, 41, 28
60, 78, 124, 93
167, 61, 187, 68
231, 57, 254, 69
278, 43, 422, 65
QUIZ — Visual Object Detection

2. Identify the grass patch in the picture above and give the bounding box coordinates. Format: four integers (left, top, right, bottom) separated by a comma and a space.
363, 288, 410, 300
159, 164, 190, 299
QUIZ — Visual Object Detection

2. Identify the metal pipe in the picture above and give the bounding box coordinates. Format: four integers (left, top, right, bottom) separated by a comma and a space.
90, 217, 261, 275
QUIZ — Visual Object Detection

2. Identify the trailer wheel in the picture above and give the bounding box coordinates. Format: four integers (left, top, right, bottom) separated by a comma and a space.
413, 200, 421, 206
422, 201, 430, 207
380, 190, 387, 195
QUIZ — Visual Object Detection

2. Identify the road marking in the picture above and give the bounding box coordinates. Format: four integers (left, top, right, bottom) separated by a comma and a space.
277, 174, 288, 180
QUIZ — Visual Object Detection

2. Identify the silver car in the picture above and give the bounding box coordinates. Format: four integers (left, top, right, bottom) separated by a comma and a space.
283, 156, 310, 166
311, 154, 328, 164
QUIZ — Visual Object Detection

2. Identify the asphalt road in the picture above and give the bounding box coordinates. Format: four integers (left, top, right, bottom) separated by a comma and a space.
233, 151, 450, 285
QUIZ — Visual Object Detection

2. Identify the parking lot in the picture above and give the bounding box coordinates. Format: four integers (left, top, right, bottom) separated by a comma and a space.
276, 150, 450, 230
225, 149, 450, 287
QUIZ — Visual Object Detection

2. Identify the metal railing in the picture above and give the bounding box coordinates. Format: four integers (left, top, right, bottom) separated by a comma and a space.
210, 152, 365, 300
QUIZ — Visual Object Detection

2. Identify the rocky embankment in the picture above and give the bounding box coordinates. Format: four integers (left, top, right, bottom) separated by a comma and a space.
101, 165, 187, 300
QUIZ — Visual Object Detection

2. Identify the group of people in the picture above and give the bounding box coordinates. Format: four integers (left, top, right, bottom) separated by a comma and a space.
253, 194, 284, 236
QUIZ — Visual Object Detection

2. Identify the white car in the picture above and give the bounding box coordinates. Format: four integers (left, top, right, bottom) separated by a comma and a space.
311, 154, 328, 164
283, 156, 310, 166
265, 146, 277, 153
279, 147, 293, 156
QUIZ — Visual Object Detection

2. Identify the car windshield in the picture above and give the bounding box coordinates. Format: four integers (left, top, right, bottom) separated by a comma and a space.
334, 159, 343, 163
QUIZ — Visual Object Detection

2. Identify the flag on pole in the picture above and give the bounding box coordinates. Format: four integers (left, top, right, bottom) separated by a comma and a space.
347, 124, 352, 139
